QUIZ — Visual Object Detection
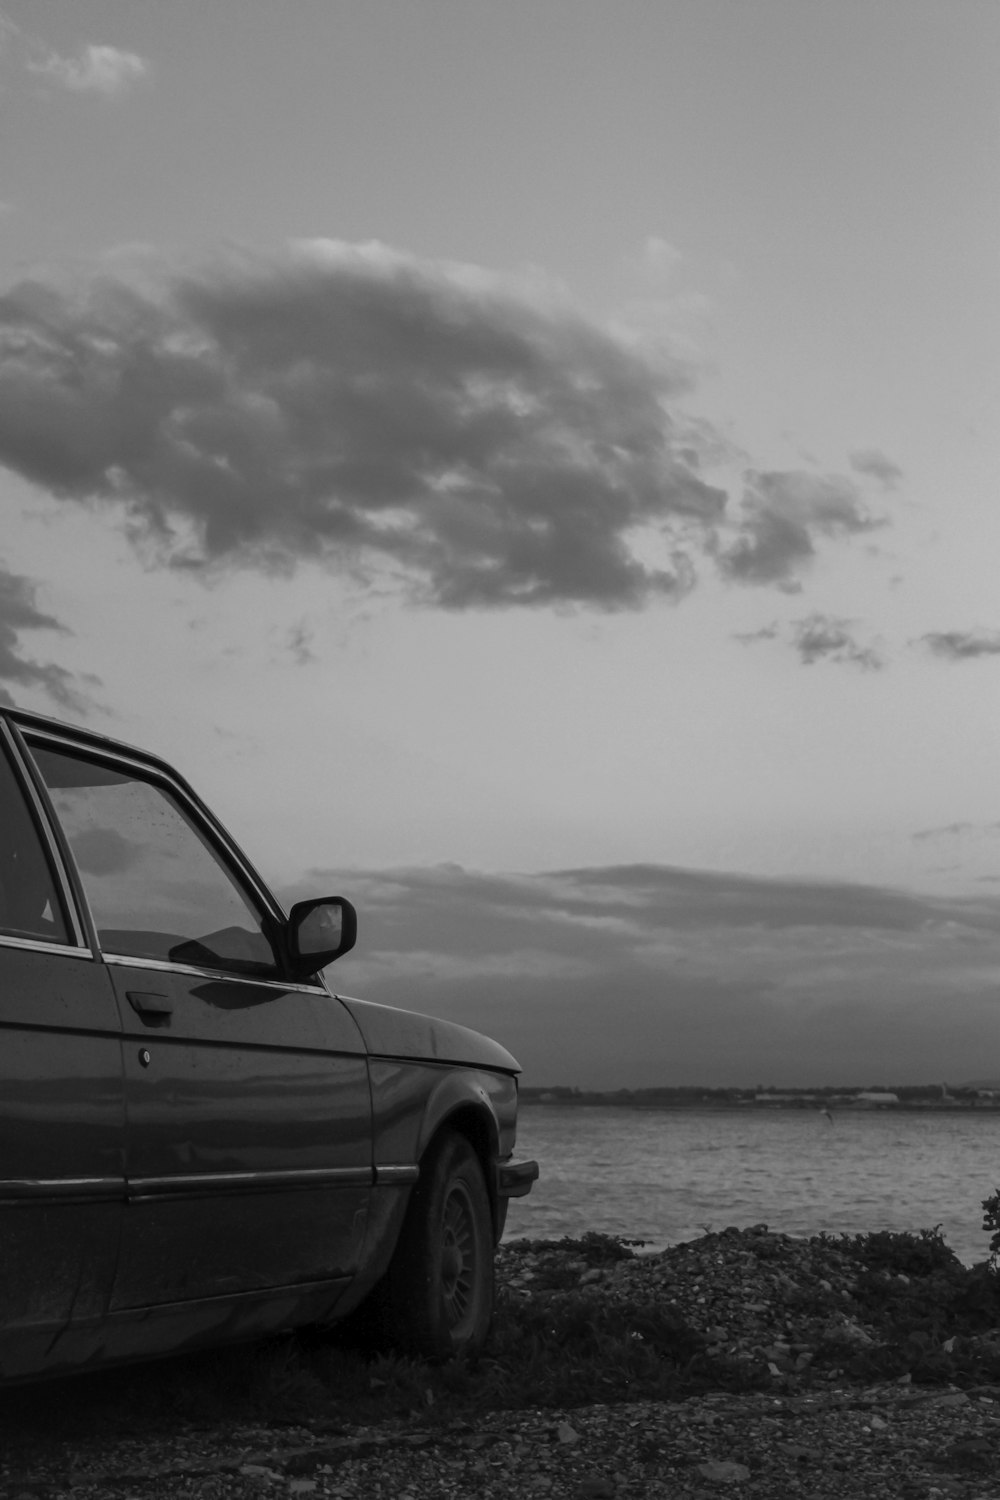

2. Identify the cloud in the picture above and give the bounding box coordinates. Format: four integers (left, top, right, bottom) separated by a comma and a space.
788, 614, 882, 670
914, 821, 1000, 843
28, 43, 148, 97
352, 945, 592, 985
285, 621, 316, 666
0, 244, 886, 612
850, 448, 903, 489
717, 470, 882, 587
0, 562, 85, 709
284, 861, 1000, 1088
637, 236, 684, 281
920, 630, 1000, 661
913, 822, 977, 842
734, 623, 779, 646
737, 613, 882, 670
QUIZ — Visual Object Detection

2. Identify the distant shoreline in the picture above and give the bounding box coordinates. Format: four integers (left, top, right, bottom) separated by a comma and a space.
520, 1090, 1000, 1113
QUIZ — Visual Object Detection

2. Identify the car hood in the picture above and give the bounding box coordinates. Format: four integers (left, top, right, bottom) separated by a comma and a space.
335, 994, 521, 1075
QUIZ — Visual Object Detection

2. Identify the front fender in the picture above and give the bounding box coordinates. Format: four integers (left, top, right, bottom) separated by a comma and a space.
336, 993, 521, 1076
329, 1058, 518, 1320
368, 1057, 517, 1177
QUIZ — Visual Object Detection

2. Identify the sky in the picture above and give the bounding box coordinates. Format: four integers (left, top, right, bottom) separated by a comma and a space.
1, 1, 998, 1087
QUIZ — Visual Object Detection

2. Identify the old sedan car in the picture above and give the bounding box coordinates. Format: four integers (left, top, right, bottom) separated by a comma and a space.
0, 705, 537, 1383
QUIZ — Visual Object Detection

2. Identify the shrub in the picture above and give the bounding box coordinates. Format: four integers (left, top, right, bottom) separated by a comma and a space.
836, 1225, 959, 1277
981, 1187, 1000, 1266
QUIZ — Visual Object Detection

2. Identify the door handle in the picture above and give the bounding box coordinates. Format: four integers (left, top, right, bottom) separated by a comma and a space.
127, 990, 174, 1019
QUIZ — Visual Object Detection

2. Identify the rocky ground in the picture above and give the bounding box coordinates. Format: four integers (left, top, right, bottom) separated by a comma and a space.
3, 1225, 1000, 1499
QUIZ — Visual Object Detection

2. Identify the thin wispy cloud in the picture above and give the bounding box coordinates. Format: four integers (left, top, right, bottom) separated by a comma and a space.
850, 448, 903, 489
913, 821, 1000, 843
0, 562, 85, 709
0, 9, 148, 98
789, 614, 882, 670
737, 613, 882, 670
285, 621, 316, 666
0, 243, 889, 613
27, 42, 148, 97
920, 630, 1000, 662
0, 7, 22, 59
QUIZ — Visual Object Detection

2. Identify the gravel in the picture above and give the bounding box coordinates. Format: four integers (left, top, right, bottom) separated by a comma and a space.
3, 1225, 1000, 1500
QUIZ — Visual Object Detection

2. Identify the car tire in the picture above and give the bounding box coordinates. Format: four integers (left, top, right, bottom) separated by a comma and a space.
386, 1131, 495, 1359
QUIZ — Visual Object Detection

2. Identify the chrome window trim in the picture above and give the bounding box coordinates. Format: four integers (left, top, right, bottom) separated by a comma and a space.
0, 933, 100, 960
0, 1176, 124, 1203
103, 951, 327, 994
0, 719, 89, 950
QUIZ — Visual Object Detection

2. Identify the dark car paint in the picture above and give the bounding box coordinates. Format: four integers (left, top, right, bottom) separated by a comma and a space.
0, 707, 535, 1383
339, 994, 521, 1075
0, 944, 124, 1378
109, 964, 373, 1308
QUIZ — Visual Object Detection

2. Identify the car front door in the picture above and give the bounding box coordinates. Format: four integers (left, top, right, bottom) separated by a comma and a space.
25, 731, 373, 1319
0, 723, 124, 1380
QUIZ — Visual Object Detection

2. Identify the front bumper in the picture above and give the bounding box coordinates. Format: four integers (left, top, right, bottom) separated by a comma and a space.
497, 1158, 539, 1200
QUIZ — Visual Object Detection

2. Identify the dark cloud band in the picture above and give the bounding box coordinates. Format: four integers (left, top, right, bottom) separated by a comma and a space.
283, 861, 1000, 1088
0, 245, 729, 610
0, 243, 887, 611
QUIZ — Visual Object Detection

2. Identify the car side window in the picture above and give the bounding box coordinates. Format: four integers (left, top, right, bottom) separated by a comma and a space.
0, 744, 70, 945
30, 744, 279, 976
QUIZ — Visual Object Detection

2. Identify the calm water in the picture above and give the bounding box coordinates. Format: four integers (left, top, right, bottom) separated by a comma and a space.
503, 1104, 1000, 1265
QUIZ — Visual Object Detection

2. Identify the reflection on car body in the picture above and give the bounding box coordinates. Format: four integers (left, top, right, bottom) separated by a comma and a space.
0, 706, 537, 1383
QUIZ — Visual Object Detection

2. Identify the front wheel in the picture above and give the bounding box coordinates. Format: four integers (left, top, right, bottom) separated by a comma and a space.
386, 1132, 495, 1358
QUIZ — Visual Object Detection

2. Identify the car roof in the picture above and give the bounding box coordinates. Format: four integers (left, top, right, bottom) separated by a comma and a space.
0, 705, 199, 798
2, 705, 166, 770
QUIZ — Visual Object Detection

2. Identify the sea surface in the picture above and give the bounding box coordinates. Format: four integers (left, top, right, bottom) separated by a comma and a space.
502, 1104, 1000, 1265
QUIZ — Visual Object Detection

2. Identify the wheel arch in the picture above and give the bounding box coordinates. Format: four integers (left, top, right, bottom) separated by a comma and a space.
414, 1072, 508, 1240
333, 1067, 514, 1341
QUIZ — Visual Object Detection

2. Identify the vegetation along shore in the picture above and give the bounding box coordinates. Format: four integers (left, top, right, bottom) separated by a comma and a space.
5, 1211, 1000, 1497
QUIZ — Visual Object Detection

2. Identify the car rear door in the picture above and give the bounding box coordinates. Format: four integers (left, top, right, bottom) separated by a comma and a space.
0, 720, 124, 1381
23, 728, 373, 1318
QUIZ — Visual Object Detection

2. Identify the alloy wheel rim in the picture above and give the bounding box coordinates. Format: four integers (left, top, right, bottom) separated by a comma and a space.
440, 1185, 476, 1328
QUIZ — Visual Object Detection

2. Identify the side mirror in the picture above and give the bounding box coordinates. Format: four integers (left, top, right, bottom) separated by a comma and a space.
286, 896, 358, 978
